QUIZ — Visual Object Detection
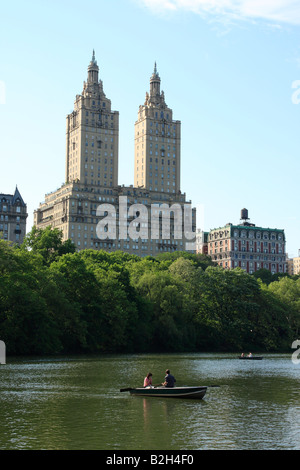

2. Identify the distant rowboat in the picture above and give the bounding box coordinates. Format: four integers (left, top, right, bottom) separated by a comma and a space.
120, 386, 207, 399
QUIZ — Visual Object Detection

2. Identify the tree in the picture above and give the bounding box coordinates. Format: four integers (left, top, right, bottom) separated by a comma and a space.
268, 277, 300, 336
252, 268, 274, 285
156, 251, 215, 270
0, 237, 296, 355
21, 226, 75, 266
0, 240, 62, 354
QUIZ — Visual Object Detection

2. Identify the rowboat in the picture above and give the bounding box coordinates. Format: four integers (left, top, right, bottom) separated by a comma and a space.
238, 356, 263, 360
120, 386, 207, 399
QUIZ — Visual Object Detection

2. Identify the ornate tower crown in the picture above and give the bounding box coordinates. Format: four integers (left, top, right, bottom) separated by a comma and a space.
151, 62, 160, 80
87, 49, 99, 84
150, 61, 161, 98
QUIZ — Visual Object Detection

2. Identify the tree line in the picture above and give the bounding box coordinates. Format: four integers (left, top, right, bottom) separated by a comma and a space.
0, 226, 299, 355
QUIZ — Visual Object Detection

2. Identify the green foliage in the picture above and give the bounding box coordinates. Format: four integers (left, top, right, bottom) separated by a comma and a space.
252, 268, 298, 285
0, 240, 62, 354
0, 228, 297, 355
21, 226, 76, 265
267, 277, 300, 337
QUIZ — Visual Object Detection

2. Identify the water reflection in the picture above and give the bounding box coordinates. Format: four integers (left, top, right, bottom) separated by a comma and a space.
142, 398, 151, 428
1, 353, 300, 449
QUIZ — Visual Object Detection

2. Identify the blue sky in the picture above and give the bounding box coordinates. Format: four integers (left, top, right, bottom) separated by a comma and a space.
0, 0, 299, 256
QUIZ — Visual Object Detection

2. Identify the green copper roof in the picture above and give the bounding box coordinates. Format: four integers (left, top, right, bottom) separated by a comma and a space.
209, 223, 284, 233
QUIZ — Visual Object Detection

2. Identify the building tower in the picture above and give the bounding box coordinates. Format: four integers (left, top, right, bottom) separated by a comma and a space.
66, 51, 119, 188
134, 63, 181, 194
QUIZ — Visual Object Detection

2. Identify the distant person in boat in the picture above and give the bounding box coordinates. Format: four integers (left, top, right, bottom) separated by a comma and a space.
162, 369, 176, 388
144, 372, 153, 388
247, 352, 253, 357
241, 353, 245, 358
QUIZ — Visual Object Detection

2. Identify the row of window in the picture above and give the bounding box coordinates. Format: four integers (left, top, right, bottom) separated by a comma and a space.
212, 250, 285, 260
149, 122, 176, 129
232, 261, 284, 270
74, 240, 180, 253
210, 230, 283, 241
85, 111, 114, 119
148, 187, 176, 193
0, 215, 21, 221
212, 240, 283, 247
70, 230, 184, 245
84, 180, 113, 187
0, 205, 22, 213
148, 180, 176, 187
150, 162, 176, 169
89, 100, 108, 108
1, 232, 21, 241
0, 223, 21, 230
233, 230, 283, 240
136, 136, 176, 145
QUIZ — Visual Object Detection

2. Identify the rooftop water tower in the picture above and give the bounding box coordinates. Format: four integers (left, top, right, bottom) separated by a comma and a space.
240, 208, 249, 222
240, 208, 255, 227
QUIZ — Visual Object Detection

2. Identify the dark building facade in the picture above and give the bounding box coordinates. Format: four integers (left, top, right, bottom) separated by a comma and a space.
0, 187, 28, 244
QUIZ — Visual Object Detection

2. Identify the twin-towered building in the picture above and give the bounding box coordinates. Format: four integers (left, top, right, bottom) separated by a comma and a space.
34, 53, 196, 256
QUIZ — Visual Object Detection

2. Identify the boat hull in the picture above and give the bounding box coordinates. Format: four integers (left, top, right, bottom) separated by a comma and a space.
238, 356, 263, 360
129, 386, 207, 399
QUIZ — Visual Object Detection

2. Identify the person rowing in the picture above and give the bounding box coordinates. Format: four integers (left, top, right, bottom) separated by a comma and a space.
162, 369, 176, 388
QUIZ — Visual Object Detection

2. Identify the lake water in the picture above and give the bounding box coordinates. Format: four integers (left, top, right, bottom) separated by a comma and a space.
0, 353, 300, 450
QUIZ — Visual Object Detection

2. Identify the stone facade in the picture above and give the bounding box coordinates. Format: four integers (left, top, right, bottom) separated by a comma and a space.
65, 51, 119, 189
134, 63, 181, 194
0, 186, 27, 244
195, 229, 208, 255
287, 254, 300, 276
